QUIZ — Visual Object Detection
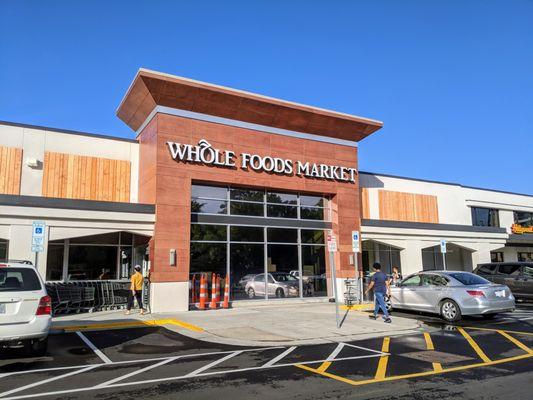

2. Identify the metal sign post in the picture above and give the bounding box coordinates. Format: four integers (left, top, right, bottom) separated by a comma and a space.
327, 233, 340, 329
31, 221, 46, 269
440, 239, 447, 270
352, 231, 361, 304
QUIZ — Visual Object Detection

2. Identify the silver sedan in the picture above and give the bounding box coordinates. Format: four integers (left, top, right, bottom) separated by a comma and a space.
390, 271, 515, 322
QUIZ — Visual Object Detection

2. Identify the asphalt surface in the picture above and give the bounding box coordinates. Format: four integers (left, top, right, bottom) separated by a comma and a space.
1, 304, 532, 400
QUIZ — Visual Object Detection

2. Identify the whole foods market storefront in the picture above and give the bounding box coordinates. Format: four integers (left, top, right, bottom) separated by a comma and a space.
117, 69, 383, 312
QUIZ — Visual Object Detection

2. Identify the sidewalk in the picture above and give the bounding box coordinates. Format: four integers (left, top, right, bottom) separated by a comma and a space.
51, 302, 427, 346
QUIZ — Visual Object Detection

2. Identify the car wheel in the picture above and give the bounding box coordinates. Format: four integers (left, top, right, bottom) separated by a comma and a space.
482, 313, 498, 319
440, 299, 461, 322
275, 288, 285, 298
27, 338, 48, 357
247, 288, 255, 299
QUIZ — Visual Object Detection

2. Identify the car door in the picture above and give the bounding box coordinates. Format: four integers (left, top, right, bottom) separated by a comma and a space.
495, 264, 522, 297
417, 274, 449, 312
267, 274, 277, 297
519, 265, 533, 299
391, 274, 422, 310
253, 274, 266, 296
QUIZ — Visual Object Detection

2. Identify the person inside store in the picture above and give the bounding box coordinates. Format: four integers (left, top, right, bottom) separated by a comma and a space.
364, 262, 392, 323
125, 265, 145, 315
391, 266, 402, 286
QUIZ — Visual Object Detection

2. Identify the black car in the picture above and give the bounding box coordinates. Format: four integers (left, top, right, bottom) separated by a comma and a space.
474, 262, 533, 300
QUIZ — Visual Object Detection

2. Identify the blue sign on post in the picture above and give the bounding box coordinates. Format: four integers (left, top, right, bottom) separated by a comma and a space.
31, 221, 45, 253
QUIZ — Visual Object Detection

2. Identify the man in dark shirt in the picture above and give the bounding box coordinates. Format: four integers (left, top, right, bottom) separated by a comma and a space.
364, 262, 391, 323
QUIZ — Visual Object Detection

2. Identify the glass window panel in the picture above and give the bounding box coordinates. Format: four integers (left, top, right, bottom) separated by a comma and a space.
267, 228, 298, 243
191, 224, 227, 241
230, 201, 264, 216
230, 226, 264, 242
300, 195, 324, 207
301, 230, 325, 244
230, 188, 264, 202
267, 204, 298, 219
267, 244, 300, 298
191, 199, 228, 214
267, 192, 297, 205
230, 243, 265, 300
190, 243, 227, 275
490, 252, 504, 263
514, 211, 533, 227
68, 246, 117, 280
302, 245, 327, 297
46, 244, 64, 281
0, 239, 8, 261
120, 232, 133, 245
192, 184, 227, 200
300, 207, 324, 220
472, 207, 499, 227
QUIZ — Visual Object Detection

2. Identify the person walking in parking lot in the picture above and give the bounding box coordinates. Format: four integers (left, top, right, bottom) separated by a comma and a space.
125, 265, 145, 315
364, 262, 391, 323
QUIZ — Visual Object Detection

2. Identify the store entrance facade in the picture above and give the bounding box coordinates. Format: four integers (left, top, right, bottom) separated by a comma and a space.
190, 184, 328, 301
117, 69, 383, 312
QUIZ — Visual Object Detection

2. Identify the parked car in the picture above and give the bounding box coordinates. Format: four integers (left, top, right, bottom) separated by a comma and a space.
474, 262, 533, 300
0, 262, 51, 356
390, 271, 515, 322
245, 272, 299, 298
238, 274, 257, 289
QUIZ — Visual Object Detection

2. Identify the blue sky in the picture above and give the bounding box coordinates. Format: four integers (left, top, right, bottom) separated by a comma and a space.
1, 1, 532, 194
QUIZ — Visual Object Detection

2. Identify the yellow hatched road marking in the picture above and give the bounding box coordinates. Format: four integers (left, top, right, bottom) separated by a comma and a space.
423, 332, 443, 372
374, 337, 390, 380
497, 330, 533, 354
296, 352, 533, 387
316, 361, 332, 373
457, 327, 491, 363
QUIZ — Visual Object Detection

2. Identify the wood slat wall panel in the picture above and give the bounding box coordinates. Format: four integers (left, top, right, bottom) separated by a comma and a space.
360, 188, 370, 219
0, 146, 22, 195
42, 151, 131, 202
378, 190, 439, 223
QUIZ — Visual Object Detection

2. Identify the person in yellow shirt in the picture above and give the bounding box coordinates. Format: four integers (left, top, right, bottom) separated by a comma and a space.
125, 265, 145, 315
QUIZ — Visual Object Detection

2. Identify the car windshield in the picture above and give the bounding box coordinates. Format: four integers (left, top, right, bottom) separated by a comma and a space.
272, 273, 297, 282
448, 272, 490, 285
0, 267, 42, 292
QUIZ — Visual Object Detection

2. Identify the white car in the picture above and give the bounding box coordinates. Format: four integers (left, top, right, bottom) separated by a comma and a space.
0, 262, 51, 356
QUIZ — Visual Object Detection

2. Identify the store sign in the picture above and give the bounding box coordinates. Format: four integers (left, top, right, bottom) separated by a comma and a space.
167, 139, 358, 183
512, 224, 533, 234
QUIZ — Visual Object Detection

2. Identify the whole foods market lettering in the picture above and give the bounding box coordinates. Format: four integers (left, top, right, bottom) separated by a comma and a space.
167, 139, 357, 183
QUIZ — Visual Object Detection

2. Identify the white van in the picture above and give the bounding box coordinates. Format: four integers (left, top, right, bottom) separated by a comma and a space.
0, 262, 51, 356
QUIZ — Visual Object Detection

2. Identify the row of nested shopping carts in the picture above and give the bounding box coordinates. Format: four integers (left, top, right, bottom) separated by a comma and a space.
45, 281, 131, 315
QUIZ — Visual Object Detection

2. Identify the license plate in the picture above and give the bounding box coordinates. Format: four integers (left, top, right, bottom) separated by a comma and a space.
0, 303, 5, 314
495, 290, 506, 298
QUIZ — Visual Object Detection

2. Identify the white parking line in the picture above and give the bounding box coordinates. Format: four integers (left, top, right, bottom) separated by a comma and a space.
0, 365, 99, 398
75, 331, 112, 364
0, 346, 385, 400
184, 351, 243, 377
96, 357, 179, 387
325, 343, 345, 361
262, 346, 297, 367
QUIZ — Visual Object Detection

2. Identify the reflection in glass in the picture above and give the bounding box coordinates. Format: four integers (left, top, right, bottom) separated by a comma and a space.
300, 195, 324, 207
230, 188, 264, 202
300, 207, 324, 220
191, 199, 228, 214
514, 211, 533, 227
191, 224, 227, 241
267, 228, 298, 243
46, 245, 63, 281
302, 245, 327, 297
267, 204, 298, 219
230, 201, 264, 216
301, 230, 325, 244
267, 245, 299, 297
230, 226, 264, 242
190, 243, 227, 275
267, 192, 297, 205
192, 185, 227, 199
230, 244, 265, 300
68, 246, 117, 280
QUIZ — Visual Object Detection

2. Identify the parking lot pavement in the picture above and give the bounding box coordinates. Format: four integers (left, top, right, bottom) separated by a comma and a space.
0, 306, 532, 400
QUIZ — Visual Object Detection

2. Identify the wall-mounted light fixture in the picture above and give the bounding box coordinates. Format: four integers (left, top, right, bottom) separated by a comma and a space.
25, 157, 41, 168
169, 249, 177, 266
